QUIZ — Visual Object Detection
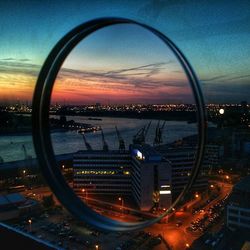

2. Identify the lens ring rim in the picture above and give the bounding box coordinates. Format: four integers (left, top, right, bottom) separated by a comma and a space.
32, 17, 207, 232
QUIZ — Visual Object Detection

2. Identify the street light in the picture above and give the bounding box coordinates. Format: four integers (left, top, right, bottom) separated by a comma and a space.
195, 193, 199, 199
118, 197, 124, 215
95, 244, 99, 250
23, 169, 27, 178
28, 219, 32, 232
185, 243, 190, 248
81, 188, 88, 203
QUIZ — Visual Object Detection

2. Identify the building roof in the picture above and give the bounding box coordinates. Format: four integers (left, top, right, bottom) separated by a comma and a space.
0, 193, 26, 208
131, 144, 162, 162
6, 193, 26, 204
0, 223, 61, 250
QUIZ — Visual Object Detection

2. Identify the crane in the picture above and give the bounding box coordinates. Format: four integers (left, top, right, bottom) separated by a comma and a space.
115, 126, 125, 152
144, 121, 152, 140
82, 133, 93, 151
133, 126, 146, 144
153, 121, 166, 145
101, 128, 109, 151
133, 121, 151, 145
158, 120, 166, 144
153, 121, 160, 145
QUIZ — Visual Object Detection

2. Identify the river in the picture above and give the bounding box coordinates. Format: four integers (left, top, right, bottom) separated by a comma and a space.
0, 116, 198, 163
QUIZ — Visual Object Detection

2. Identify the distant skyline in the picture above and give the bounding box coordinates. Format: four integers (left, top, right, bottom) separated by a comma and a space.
0, 0, 250, 104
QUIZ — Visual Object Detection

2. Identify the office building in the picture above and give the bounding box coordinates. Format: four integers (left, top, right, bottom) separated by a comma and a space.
227, 176, 250, 230
73, 144, 172, 211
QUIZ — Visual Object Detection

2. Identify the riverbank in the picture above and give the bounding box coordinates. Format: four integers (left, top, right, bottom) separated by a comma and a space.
0, 152, 73, 171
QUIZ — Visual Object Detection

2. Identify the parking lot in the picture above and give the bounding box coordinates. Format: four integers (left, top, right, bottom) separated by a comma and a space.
8, 208, 166, 250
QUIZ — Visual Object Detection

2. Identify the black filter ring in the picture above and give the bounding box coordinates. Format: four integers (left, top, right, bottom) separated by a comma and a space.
32, 17, 207, 232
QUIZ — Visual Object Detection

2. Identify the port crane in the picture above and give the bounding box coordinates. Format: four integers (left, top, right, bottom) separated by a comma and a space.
133, 121, 151, 145
115, 126, 125, 152
153, 121, 166, 145
101, 128, 109, 151
82, 133, 93, 151
154, 121, 160, 145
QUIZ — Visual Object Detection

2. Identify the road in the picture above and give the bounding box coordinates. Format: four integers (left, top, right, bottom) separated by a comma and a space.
146, 181, 233, 250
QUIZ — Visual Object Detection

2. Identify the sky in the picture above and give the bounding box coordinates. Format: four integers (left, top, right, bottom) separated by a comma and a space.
0, 0, 250, 104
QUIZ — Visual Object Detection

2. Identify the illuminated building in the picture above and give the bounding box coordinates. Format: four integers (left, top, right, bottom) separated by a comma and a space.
73, 151, 132, 196
156, 146, 208, 199
204, 144, 223, 172
130, 144, 171, 211
73, 144, 172, 211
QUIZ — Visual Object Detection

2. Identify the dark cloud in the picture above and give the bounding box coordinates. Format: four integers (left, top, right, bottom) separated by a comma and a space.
203, 80, 250, 103
19, 59, 31, 62
0, 58, 31, 62
200, 75, 229, 82
59, 61, 188, 93
201, 73, 250, 84
104, 62, 170, 75
0, 60, 39, 77
0, 57, 15, 61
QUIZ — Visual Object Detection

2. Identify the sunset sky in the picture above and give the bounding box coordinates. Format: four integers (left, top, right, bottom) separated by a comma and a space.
0, 0, 250, 104
52, 24, 192, 104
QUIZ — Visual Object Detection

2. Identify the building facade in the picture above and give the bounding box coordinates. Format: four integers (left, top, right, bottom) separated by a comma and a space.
130, 144, 172, 211
156, 146, 208, 200
73, 151, 132, 196
73, 144, 172, 211
227, 176, 250, 230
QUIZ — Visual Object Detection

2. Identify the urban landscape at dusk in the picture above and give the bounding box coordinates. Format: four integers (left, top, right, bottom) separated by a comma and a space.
0, 100, 250, 250
1, 1, 250, 250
